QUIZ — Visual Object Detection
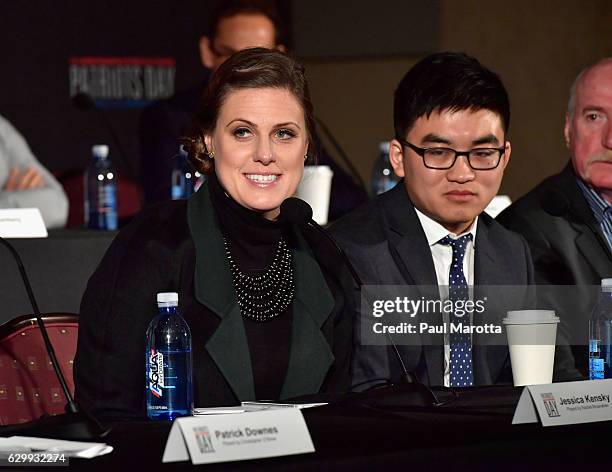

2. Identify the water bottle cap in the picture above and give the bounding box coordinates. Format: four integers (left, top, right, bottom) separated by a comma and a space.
92, 145, 109, 159
379, 141, 390, 154
157, 292, 179, 304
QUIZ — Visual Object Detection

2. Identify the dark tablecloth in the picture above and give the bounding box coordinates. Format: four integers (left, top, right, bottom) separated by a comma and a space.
68, 385, 609, 470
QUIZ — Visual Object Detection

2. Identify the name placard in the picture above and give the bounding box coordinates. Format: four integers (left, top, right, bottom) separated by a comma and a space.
513, 379, 612, 427
0, 208, 47, 238
162, 409, 314, 465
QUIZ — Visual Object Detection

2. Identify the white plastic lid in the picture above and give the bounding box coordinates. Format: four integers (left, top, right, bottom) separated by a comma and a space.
92, 144, 109, 159
157, 292, 179, 304
503, 310, 559, 325
379, 141, 390, 154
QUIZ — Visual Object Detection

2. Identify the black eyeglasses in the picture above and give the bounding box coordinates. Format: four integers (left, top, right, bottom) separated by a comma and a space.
399, 140, 506, 170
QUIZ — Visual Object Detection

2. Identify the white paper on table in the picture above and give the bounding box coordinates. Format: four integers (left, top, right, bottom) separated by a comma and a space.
241, 402, 327, 411
0, 436, 113, 458
194, 402, 327, 415
193, 406, 247, 415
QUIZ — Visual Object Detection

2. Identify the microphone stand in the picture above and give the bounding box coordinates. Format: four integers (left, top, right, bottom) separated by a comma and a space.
0, 237, 107, 440
280, 198, 436, 396
303, 217, 421, 386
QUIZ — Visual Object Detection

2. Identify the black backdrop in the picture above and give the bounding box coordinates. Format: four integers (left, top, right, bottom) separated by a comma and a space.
1, 1, 218, 178
0, 1, 434, 180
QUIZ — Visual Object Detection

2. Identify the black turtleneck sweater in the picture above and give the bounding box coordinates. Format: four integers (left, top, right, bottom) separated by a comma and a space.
208, 175, 293, 400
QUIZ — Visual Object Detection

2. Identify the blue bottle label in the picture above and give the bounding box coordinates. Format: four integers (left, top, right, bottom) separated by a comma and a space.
590, 358, 605, 380
589, 339, 599, 354
171, 184, 183, 200
104, 185, 118, 230
148, 349, 164, 398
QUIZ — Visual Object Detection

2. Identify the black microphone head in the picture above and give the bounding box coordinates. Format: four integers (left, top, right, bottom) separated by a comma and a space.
540, 188, 569, 217
72, 92, 96, 111
280, 198, 313, 225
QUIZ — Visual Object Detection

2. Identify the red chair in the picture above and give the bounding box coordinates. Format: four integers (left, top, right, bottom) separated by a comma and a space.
0, 314, 78, 425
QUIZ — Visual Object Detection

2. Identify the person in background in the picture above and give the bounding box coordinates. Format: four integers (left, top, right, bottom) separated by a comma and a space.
139, 0, 367, 221
498, 58, 612, 377
75, 48, 353, 420
331, 52, 580, 390
0, 114, 68, 229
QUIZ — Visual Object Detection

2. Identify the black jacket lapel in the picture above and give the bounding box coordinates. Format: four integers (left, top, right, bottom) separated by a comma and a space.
557, 164, 612, 279
380, 184, 442, 385
281, 229, 335, 399
188, 184, 255, 401
381, 184, 438, 287
473, 220, 498, 385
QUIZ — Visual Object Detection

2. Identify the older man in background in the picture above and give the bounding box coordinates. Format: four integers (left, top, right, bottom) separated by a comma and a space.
498, 58, 612, 376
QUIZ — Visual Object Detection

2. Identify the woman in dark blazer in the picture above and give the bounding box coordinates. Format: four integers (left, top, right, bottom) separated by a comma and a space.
74, 48, 353, 420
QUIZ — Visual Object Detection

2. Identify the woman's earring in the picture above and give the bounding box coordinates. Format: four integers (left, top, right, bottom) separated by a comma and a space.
207, 150, 215, 159
304, 153, 308, 161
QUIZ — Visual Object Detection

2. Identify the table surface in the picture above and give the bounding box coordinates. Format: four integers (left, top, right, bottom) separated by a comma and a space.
67, 385, 610, 470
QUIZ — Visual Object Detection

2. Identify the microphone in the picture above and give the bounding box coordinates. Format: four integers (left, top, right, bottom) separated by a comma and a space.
280, 198, 422, 387
71, 91, 136, 178
0, 236, 106, 440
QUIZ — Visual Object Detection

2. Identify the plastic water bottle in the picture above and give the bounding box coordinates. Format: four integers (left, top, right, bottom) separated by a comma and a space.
146, 292, 193, 420
589, 278, 612, 380
84, 144, 118, 230
371, 141, 399, 195
171, 145, 204, 200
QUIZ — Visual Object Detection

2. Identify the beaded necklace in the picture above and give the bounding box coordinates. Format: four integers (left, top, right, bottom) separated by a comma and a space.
224, 236, 295, 322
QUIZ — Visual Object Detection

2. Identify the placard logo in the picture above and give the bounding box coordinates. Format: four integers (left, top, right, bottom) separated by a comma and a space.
194, 426, 215, 453
541, 392, 560, 418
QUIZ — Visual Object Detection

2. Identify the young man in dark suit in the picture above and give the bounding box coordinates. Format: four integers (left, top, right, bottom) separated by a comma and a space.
498, 58, 612, 376
332, 53, 578, 389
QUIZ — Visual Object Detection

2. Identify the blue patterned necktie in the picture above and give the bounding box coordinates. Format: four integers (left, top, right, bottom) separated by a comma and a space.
439, 233, 473, 387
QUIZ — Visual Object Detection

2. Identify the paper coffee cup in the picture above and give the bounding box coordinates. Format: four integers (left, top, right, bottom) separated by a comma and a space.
503, 310, 560, 386
295, 166, 333, 225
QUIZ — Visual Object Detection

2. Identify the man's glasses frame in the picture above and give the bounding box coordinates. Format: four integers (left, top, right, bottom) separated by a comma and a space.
398, 139, 506, 170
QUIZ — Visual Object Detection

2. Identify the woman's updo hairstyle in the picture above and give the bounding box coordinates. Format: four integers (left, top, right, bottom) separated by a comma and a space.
181, 47, 316, 175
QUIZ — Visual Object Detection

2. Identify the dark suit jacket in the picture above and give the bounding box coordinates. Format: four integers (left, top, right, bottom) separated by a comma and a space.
74, 181, 353, 420
498, 162, 612, 376
138, 79, 368, 221
330, 182, 536, 388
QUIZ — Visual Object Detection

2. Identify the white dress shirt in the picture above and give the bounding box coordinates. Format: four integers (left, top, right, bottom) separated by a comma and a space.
414, 208, 477, 387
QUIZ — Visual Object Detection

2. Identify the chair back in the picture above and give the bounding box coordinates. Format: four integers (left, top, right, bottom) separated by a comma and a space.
0, 313, 78, 425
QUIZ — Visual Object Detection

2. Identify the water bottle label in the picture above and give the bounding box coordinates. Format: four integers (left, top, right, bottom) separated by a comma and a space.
590, 358, 605, 380
171, 184, 183, 200
589, 339, 600, 354
148, 349, 164, 398
104, 185, 118, 230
